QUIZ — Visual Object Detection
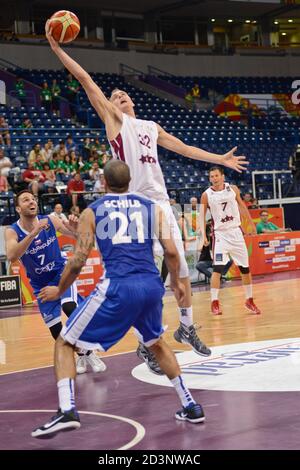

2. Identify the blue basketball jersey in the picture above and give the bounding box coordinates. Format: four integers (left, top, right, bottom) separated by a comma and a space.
11, 215, 66, 289
89, 193, 159, 279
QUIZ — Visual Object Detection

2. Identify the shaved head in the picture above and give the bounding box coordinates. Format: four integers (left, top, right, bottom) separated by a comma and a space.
104, 160, 131, 193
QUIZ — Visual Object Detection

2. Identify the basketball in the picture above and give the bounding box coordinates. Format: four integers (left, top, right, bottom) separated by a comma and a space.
48, 10, 80, 43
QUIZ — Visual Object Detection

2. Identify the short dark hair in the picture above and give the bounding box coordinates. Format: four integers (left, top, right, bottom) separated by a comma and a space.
209, 166, 224, 175
104, 160, 130, 192
15, 189, 35, 207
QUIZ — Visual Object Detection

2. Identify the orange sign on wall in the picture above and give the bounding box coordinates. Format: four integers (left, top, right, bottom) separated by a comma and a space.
228, 231, 300, 277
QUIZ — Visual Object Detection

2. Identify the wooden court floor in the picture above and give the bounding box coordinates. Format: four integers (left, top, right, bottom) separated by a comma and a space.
1, 275, 300, 374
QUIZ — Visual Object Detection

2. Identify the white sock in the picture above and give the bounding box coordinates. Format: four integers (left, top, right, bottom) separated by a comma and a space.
243, 284, 253, 300
211, 288, 219, 301
57, 378, 75, 412
171, 375, 195, 408
178, 306, 193, 327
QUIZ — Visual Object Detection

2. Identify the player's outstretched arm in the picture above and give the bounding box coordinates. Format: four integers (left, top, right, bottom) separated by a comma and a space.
45, 21, 121, 124
157, 124, 248, 173
49, 214, 78, 239
39, 209, 95, 302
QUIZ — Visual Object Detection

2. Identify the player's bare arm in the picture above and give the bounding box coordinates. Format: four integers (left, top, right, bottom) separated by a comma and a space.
49, 214, 78, 239
156, 124, 249, 173
232, 185, 257, 235
199, 192, 209, 246
5, 219, 50, 262
45, 22, 121, 135
154, 205, 185, 303
39, 209, 96, 302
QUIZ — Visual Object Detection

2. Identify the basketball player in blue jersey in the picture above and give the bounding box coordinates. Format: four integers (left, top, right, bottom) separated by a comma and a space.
31, 160, 205, 438
46, 24, 249, 374
5, 190, 106, 374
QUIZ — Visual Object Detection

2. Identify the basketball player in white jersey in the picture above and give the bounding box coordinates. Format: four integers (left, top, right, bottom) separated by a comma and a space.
200, 166, 261, 315
45, 24, 248, 368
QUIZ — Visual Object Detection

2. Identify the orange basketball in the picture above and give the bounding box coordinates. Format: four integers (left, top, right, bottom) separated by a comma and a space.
48, 10, 80, 43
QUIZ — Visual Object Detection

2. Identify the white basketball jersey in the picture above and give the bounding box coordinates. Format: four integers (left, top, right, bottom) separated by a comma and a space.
205, 183, 241, 232
109, 113, 169, 202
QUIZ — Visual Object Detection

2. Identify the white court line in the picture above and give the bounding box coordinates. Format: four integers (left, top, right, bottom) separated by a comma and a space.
0, 409, 145, 450
0, 349, 137, 376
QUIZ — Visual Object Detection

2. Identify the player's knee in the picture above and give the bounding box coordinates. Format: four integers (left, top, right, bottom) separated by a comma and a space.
62, 301, 77, 318
213, 265, 225, 275
49, 322, 62, 340
238, 266, 250, 274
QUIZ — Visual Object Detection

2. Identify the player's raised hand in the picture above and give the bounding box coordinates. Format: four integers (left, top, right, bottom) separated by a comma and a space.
30, 219, 49, 237
222, 147, 249, 173
45, 20, 59, 51
63, 214, 79, 234
38, 286, 60, 303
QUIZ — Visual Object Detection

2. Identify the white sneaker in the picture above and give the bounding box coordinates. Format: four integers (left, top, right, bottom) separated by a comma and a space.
76, 355, 87, 374
86, 352, 107, 373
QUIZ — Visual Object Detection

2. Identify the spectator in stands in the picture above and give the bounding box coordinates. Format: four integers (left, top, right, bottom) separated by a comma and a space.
98, 141, 111, 158
22, 162, 46, 197
93, 173, 105, 194
54, 140, 67, 157
43, 140, 54, 161
0, 169, 8, 193
256, 210, 286, 234
40, 82, 52, 113
89, 161, 102, 181
51, 79, 61, 116
82, 137, 92, 160
43, 162, 56, 186
0, 147, 12, 177
20, 117, 33, 134
34, 154, 46, 171
49, 152, 65, 181
66, 73, 80, 119
70, 205, 80, 217
65, 135, 77, 153
63, 154, 76, 177
76, 155, 85, 172
15, 77, 26, 104
50, 203, 68, 222
28, 143, 45, 166
248, 198, 260, 210
242, 192, 253, 208
67, 172, 85, 208
0, 116, 11, 147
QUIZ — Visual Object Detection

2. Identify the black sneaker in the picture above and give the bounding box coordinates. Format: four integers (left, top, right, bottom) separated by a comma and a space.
174, 323, 211, 357
175, 403, 205, 424
31, 408, 80, 439
136, 342, 164, 376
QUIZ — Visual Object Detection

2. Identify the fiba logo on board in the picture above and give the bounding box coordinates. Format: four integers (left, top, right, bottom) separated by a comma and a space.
132, 338, 300, 392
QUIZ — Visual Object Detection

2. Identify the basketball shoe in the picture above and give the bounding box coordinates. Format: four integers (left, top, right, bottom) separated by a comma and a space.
31, 408, 80, 438
245, 298, 261, 315
211, 300, 222, 315
174, 323, 211, 356
76, 352, 106, 374
175, 403, 205, 424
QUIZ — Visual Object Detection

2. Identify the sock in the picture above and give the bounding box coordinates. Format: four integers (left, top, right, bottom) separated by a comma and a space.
178, 306, 193, 327
243, 284, 253, 300
57, 378, 75, 412
211, 288, 219, 302
171, 375, 195, 408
